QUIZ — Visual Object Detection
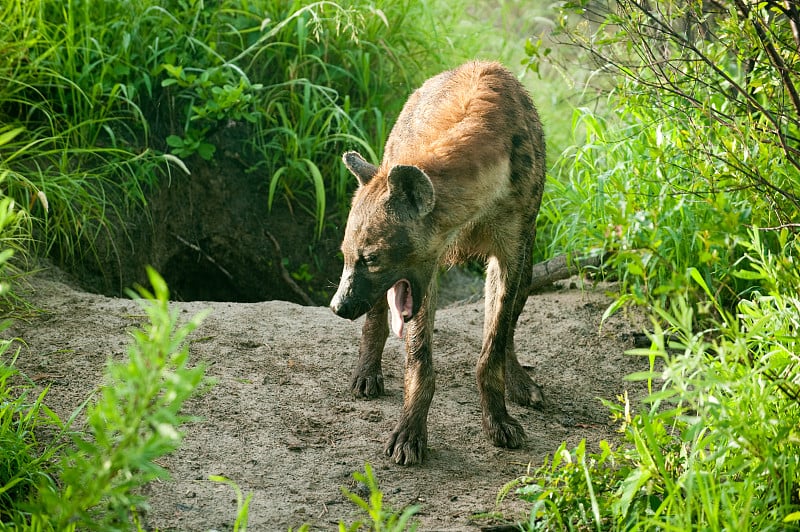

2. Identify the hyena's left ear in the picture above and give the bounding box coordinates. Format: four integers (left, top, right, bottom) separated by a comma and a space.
343, 151, 378, 186
387, 164, 435, 219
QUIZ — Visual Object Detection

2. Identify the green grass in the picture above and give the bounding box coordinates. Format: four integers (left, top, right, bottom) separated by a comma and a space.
503, 234, 800, 530
534, 106, 752, 306
0, 0, 169, 270
0, 0, 494, 271
0, 333, 63, 524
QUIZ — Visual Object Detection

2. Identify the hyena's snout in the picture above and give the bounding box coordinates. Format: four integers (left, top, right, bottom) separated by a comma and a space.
329, 292, 364, 320
330, 269, 371, 320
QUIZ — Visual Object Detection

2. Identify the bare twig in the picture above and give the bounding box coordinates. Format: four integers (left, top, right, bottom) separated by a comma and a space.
172, 233, 234, 281
264, 230, 316, 306
751, 223, 800, 232
734, 0, 800, 120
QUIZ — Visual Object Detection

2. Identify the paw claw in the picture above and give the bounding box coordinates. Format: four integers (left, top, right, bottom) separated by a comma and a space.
507, 379, 544, 408
506, 365, 544, 408
384, 425, 427, 465
350, 373, 384, 398
484, 414, 526, 449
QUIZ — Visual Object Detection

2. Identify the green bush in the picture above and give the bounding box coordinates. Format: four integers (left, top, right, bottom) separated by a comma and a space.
508, 2, 800, 529
503, 230, 800, 530
530, 0, 800, 312
537, 107, 751, 309
0, 268, 209, 529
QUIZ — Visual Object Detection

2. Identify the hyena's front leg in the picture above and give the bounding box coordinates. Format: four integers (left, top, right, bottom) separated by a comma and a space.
478, 255, 526, 449
351, 298, 389, 398
384, 284, 437, 465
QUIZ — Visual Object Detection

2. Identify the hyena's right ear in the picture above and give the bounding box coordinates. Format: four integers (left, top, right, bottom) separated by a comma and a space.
342, 151, 378, 186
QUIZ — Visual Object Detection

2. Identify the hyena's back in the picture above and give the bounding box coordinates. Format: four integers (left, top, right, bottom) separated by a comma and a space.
382, 61, 546, 234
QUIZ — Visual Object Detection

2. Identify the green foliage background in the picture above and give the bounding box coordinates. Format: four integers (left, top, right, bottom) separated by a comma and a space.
1, 0, 800, 529
509, 1, 800, 530
0, 0, 476, 270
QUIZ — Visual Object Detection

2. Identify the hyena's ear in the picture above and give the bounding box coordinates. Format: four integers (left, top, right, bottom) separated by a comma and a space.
386, 164, 435, 219
342, 151, 378, 186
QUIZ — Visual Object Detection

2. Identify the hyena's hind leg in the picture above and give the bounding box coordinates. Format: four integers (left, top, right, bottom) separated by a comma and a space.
505, 230, 544, 408
351, 297, 389, 398
478, 254, 527, 449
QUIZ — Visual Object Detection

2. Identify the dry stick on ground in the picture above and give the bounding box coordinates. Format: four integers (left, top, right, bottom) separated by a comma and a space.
528, 253, 604, 293
172, 233, 234, 281
264, 230, 317, 306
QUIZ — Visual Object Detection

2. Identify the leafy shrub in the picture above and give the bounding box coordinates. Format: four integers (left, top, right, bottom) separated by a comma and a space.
0, 268, 209, 529
530, 0, 800, 314
504, 231, 800, 530
508, 2, 800, 529
537, 107, 752, 310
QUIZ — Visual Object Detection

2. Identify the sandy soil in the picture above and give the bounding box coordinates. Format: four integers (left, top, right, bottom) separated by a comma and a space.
5, 266, 649, 531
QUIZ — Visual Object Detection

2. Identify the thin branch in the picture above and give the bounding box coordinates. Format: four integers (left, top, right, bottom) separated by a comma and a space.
172, 233, 234, 281
752, 223, 800, 232
734, 0, 800, 119
630, 0, 800, 176
264, 230, 316, 306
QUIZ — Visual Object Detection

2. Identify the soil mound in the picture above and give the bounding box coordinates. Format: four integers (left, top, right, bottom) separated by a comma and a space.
6, 267, 648, 530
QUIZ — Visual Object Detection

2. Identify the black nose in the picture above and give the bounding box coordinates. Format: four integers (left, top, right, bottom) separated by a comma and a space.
330, 300, 345, 317
331, 299, 355, 320
330, 297, 369, 320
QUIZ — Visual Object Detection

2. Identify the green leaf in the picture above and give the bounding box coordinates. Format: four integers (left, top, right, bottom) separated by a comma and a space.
166, 135, 185, 148
197, 142, 216, 161
0, 126, 25, 147
613, 467, 652, 519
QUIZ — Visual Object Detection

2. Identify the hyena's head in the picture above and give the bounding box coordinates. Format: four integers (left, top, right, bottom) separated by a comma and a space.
330, 151, 438, 337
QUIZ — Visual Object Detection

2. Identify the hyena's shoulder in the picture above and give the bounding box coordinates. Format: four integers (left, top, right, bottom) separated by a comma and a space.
382, 61, 541, 180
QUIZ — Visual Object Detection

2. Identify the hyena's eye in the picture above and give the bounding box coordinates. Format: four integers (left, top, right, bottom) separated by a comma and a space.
361, 253, 379, 266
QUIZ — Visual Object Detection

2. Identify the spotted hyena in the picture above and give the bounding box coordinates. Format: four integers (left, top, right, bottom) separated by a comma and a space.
330, 61, 546, 465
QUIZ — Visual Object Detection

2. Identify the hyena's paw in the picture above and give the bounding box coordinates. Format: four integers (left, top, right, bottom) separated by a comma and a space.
506, 356, 544, 408
384, 423, 428, 465
350, 370, 384, 398
483, 413, 526, 449
506, 368, 544, 409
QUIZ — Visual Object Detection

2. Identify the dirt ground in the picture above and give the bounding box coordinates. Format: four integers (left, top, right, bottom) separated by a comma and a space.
5, 265, 650, 531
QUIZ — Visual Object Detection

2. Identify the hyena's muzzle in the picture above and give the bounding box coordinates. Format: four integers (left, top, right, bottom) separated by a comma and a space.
329, 266, 375, 320
330, 266, 422, 338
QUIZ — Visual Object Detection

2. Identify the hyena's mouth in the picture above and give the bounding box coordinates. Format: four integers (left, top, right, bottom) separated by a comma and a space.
387, 279, 412, 338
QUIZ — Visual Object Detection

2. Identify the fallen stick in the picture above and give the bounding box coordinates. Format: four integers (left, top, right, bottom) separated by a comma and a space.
172, 233, 234, 281
529, 253, 605, 293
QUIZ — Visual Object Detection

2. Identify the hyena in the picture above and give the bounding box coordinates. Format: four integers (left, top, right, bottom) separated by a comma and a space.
330, 61, 546, 465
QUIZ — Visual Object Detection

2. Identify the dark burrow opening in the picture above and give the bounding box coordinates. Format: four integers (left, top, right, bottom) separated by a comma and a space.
57, 148, 344, 306
162, 246, 242, 302
53, 136, 484, 306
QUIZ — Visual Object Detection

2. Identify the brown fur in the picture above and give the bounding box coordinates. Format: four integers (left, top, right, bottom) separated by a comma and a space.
330, 61, 546, 465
